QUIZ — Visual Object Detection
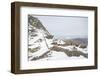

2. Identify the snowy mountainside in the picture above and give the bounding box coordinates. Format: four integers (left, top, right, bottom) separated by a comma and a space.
28, 15, 88, 61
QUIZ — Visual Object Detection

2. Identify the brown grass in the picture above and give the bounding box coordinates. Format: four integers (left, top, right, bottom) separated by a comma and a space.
50, 46, 88, 58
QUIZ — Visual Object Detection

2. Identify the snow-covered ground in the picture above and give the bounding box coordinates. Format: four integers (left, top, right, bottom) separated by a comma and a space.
35, 51, 86, 61
28, 30, 88, 61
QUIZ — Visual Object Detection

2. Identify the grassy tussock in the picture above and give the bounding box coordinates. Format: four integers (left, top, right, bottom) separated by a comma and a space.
28, 47, 40, 53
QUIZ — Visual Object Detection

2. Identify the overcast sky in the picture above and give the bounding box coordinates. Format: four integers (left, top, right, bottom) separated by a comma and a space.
32, 15, 88, 39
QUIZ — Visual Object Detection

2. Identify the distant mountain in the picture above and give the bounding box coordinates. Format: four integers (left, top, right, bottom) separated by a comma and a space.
72, 38, 88, 45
